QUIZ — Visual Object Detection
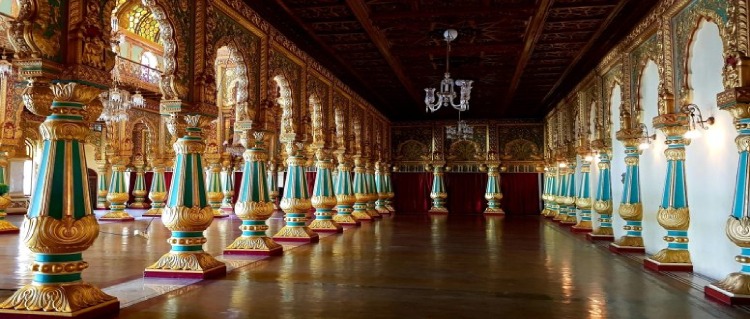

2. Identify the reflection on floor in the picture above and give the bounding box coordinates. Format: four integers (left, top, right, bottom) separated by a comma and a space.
0, 213, 748, 318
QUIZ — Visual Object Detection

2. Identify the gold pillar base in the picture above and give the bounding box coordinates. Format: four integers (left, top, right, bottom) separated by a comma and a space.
552, 212, 565, 221
705, 272, 750, 305
586, 227, 614, 241
212, 209, 230, 218
386, 205, 395, 212
352, 211, 373, 221
224, 236, 283, 256
613, 235, 644, 248
649, 248, 692, 264
560, 215, 577, 225
376, 207, 390, 214
129, 202, 148, 209
0, 219, 19, 234
366, 208, 382, 218
484, 207, 505, 215
145, 252, 227, 279
272, 226, 320, 243
309, 219, 343, 233
142, 207, 164, 217
571, 220, 593, 232
99, 211, 135, 221
333, 214, 361, 226
0, 282, 119, 318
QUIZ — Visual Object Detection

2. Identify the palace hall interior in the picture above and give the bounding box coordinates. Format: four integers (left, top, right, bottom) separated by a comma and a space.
4, 0, 750, 318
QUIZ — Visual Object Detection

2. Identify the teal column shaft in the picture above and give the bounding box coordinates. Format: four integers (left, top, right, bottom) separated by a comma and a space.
352, 165, 367, 214
223, 169, 234, 206
312, 160, 335, 220
577, 162, 591, 222
430, 166, 447, 209
565, 164, 576, 219
107, 167, 127, 211
661, 136, 689, 252
595, 153, 613, 229
149, 169, 167, 208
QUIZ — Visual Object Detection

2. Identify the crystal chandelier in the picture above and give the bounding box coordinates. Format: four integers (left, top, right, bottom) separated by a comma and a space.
425, 29, 473, 113
446, 111, 473, 140
99, 82, 132, 122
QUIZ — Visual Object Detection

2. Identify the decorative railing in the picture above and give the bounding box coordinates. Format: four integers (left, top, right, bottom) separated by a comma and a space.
116, 56, 161, 93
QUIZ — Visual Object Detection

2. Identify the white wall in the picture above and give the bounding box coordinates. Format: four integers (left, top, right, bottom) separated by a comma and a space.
639, 61, 666, 255
609, 85, 625, 234
589, 102, 600, 224
684, 21, 737, 280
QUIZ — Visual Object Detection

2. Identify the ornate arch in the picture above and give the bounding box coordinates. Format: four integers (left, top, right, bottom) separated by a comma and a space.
210, 37, 252, 121
272, 74, 295, 143
603, 62, 624, 138
139, 0, 183, 100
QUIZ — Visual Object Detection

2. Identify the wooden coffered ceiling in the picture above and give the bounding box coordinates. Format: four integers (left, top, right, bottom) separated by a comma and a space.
244, 0, 658, 121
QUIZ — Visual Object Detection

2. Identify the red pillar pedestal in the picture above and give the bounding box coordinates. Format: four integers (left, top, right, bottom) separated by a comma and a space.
586, 233, 614, 241
643, 258, 693, 272
704, 284, 750, 305
609, 243, 645, 254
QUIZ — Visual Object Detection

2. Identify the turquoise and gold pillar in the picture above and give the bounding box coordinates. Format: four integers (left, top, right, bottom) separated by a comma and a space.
707, 91, 750, 304
206, 158, 229, 218
309, 149, 342, 233
333, 151, 359, 225
273, 143, 319, 242
100, 157, 135, 221
375, 161, 390, 215
484, 160, 504, 215
428, 161, 448, 214
611, 136, 645, 252
143, 160, 167, 217
0, 152, 18, 234
560, 160, 577, 225
542, 166, 558, 218
129, 158, 148, 209
145, 115, 226, 278
644, 119, 692, 271
385, 164, 396, 213
95, 159, 109, 209
572, 156, 593, 232
351, 155, 372, 221
365, 160, 382, 218
225, 131, 282, 256
553, 163, 568, 221
0, 83, 119, 317
220, 160, 235, 214
588, 147, 614, 241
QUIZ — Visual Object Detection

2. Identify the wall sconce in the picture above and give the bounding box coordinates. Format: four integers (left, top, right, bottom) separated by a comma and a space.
638, 123, 656, 150
682, 103, 715, 139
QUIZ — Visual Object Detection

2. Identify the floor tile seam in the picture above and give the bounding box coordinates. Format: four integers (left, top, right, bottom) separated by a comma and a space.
543, 220, 750, 317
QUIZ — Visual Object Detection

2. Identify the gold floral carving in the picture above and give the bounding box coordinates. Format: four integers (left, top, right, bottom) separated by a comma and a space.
594, 200, 613, 214
726, 215, 750, 247
226, 236, 282, 251
149, 191, 167, 203
714, 273, 750, 295
656, 206, 690, 230
279, 197, 311, 213
146, 252, 224, 272
21, 215, 99, 254
336, 194, 355, 206
575, 197, 592, 209
311, 195, 337, 209
650, 248, 692, 264
273, 225, 318, 238
624, 156, 640, 166
591, 227, 614, 236
664, 148, 686, 161
619, 203, 643, 220
106, 192, 129, 204
0, 282, 116, 313
234, 201, 274, 220
161, 206, 214, 231
614, 235, 645, 247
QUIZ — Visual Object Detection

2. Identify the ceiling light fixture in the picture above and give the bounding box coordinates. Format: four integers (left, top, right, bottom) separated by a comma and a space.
446, 110, 473, 140
425, 29, 473, 113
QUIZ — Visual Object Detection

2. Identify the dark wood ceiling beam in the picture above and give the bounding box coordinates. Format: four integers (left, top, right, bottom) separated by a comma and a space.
346, 0, 423, 106
370, 5, 535, 21
315, 30, 366, 36
541, 0, 628, 107
272, 0, 394, 108
500, 0, 553, 109
392, 43, 523, 57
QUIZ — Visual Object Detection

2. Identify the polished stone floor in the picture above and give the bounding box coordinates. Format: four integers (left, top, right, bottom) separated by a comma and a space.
1, 213, 748, 318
